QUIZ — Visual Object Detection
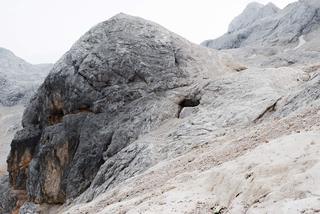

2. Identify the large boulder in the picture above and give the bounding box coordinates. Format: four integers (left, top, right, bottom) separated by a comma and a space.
7, 13, 223, 204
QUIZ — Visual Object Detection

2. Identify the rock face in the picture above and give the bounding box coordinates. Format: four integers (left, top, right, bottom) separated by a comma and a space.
7, 13, 224, 205
202, 0, 320, 50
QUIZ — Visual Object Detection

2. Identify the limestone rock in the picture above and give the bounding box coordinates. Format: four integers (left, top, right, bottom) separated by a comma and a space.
7, 13, 224, 204
5, 3, 320, 214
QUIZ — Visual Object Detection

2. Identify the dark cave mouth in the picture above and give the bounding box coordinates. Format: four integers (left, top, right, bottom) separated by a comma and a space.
177, 97, 200, 118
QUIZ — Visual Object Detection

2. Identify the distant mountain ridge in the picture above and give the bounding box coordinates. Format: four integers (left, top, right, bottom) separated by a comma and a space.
228, 2, 279, 33
0, 47, 52, 106
202, 0, 320, 50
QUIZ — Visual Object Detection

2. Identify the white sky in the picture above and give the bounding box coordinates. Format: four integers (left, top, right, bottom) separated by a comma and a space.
0, 0, 296, 64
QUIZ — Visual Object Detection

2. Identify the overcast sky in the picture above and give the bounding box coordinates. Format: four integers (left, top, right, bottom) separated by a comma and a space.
0, 0, 296, 64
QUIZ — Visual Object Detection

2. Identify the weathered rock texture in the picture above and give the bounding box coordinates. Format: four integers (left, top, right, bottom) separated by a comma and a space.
0, 176, 17, 214
202, 0, 320, 50
0, 48, 52, 106
4, 1, 320, 213
202, 0, 320, 68
228, 2, 279, 33
7, 13, 226, 205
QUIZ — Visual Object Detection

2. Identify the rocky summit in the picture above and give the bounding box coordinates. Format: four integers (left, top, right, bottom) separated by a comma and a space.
1, 1, 320, 213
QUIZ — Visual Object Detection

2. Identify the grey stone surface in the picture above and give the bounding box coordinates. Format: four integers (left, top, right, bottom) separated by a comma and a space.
0, 176, 17, 214
228, 2, 279, 33
0, 47, 52, 106
5, 2, 320, 213
19, 202, 39, 214
8, 13, 222, 205
275, 73, 320, 117
202, 0, 320, 50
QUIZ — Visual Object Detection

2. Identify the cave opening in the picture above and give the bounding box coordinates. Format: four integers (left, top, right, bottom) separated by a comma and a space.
177, 97, 200, 118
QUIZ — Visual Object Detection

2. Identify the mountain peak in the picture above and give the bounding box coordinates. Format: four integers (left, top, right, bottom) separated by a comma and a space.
228, 1, 279, 33
0, 47, 16, 58
246, 2, 264, 9
203, 0, 320, 50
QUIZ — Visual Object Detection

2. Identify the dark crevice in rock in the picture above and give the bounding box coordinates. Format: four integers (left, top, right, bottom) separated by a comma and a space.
48, 106, 93, 125
71, 54, 103, 92
179, 98, 200, 107
48, 109, 64, 125
174, 52, 179, 66
254, 97, 281, 123
127, 71, 148, 84
77, 106, 93, 113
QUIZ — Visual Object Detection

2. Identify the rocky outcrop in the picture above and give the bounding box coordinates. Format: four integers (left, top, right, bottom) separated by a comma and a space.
7, 13, 225, 205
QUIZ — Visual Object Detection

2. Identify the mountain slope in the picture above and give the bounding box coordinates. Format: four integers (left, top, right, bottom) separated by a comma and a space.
202, 0, 320, 68
2, 4, 320, 214
202, 0, 320, 50
228, 2, 279, 33
0, 48, 52, 106
0, 48, 52, 186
